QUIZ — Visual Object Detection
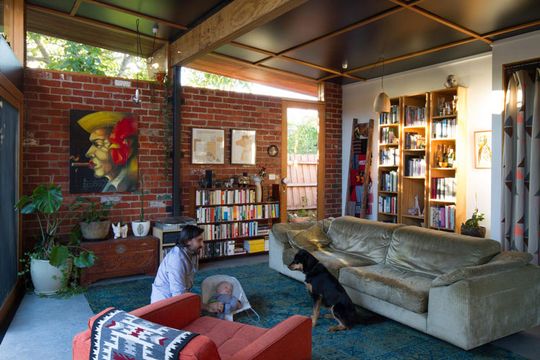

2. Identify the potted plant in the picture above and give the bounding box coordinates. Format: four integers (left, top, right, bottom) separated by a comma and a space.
78, 197, 113, 240
15, 184, 95, 295
460, 208, 486, 238
131, 175, 150, 237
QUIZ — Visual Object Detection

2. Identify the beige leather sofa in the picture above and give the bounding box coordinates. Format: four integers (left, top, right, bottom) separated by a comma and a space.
269, 216, 540, 350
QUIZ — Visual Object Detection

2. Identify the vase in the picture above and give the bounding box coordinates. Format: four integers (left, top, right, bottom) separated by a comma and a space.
131, 220, 151, 237
30, 258, 64, 295
252, 175, 262, 202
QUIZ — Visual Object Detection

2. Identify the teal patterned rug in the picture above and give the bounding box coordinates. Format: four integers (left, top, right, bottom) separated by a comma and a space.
84, 263, 523, 360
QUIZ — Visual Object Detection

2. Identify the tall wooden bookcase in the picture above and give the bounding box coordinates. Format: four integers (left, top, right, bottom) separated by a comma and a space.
376, 87, 467, 233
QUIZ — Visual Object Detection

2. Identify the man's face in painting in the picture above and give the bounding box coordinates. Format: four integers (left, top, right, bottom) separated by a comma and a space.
85, 127, 115, 179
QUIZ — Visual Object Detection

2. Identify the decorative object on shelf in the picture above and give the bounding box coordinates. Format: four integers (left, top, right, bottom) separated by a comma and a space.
70, 110, 139, 193
78, 197, 113, 240
238, 173, 250, 186
132, 174, 151, 237
474, 130, 492, 169
267, 144, 279, 157
112, 222, 129, 239
444, 74, 457, 88
252, 175, 263, 203
231, 129, 256, 165
461, 208, 486, 238
373, 58, 391, 113
192, 128, 225, 164
15, 184, 96, 295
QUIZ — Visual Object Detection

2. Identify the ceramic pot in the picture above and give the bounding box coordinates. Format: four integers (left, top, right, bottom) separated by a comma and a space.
460, 225, 486, 238
80, 220, 111, 240
131, 220, 151, 237
30, 258, 64, 295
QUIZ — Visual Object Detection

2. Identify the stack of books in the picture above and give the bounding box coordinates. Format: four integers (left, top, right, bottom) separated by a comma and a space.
405, 157, 426, 177
431, 177, 456, 201
243, 239, 267, 253
378, 195, 397, 214
196, 204, 280, 223
380, 171, 398, 192
404, 106, 426, 127
430, 205, 456, 230
199, 221, 259, 241
380, 127, 398, 144
432, 118, 456, 139
195, 188, 256, 206
380, 148, 399, 166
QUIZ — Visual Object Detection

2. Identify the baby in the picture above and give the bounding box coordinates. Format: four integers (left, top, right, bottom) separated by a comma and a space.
208, 281, 241, 320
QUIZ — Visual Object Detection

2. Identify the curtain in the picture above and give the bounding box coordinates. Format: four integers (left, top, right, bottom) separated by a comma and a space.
502, 68, 540, 264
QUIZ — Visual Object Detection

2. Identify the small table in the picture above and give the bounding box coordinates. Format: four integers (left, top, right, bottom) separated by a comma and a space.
80, 236, 159, 286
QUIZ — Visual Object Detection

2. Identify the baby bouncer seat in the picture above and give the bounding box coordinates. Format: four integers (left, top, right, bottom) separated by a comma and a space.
201, 275, 260, 322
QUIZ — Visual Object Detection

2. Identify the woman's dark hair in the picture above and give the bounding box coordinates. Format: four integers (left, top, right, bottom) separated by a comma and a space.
176, 225, 204, 247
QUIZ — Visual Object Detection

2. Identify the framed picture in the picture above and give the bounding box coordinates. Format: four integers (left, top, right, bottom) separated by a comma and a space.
474, 130, 492, 169
231, 129, 256, 165
192, 128, 225, 164
69, 110, 138, 193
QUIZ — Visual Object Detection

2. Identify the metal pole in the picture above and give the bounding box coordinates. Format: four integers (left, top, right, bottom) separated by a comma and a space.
172, 65, 182, 216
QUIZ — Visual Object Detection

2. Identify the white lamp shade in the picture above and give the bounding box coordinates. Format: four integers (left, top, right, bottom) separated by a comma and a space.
373, 91, 391, 113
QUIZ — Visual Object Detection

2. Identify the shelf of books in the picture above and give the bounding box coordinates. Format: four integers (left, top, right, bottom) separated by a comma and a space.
377, 98, 400, 223
193, 186, 280, 262
428, 87, 466, 233
399, 94, 429, 226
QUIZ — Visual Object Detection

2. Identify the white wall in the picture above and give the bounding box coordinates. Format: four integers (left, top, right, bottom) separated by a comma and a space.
490, 30, 540, 241
342, 53, 493, 235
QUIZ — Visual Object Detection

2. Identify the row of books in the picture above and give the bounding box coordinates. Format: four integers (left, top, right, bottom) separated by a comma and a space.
404, 105, 426, 127
431, 177, 456, 201
200, 241, 241, 259
378, 195, 397, 214
380, 127, 398, 144
196, 204, 280, 223
380, 148, 399, 166
432, 118, 456, 139
404, 132, 426, 150
405, 157, 426, 177
379, 105, 399, 124
430, 205, 456, 230
380, 170, 398, 192
195, 188, 256, 206
199, 221, 260, 241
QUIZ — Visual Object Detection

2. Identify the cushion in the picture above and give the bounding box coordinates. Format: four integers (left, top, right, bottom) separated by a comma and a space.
287, 224, 332, 251
432, 251, 533, 287
311, 249, 375, 278
271, 222, 314, 245
326, 216, 403, 263
339, 264, 435, 313
184, 316, 267, 360
386, 226, 501, 277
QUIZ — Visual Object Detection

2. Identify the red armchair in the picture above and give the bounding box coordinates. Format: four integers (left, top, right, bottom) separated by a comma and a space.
72, 293, 312, 360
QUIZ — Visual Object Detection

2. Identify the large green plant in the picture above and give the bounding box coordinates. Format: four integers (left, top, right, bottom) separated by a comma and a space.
15, 184, 95, 270
77, 197, 113, 223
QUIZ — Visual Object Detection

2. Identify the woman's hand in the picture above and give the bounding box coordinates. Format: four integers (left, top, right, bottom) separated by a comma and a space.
205, 302, 224, 313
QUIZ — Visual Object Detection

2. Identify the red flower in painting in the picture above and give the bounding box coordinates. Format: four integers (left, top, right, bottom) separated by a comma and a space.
109, 117, 137, 165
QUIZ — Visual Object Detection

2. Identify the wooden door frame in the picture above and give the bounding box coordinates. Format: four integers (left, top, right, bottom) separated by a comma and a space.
281, 99, 326, 222
0, 71, 24, 331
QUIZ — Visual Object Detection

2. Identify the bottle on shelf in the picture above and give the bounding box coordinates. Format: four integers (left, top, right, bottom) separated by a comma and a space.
440, 145, 448, 168
447, 146, 455, 168
435, 145, 443, 167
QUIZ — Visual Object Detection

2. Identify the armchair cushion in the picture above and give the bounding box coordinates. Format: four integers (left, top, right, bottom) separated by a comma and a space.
270, 222, 314, 245
286, 223, 332, 251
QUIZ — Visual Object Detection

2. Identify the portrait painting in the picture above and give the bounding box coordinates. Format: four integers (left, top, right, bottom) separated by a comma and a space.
231, 129, 256, 165
192, 128, 225, 164
474, 130, 492, 169
70, 110, 138, 193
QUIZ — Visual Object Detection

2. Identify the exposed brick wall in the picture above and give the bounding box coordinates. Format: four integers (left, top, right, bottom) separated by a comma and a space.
323, 82, 343, 218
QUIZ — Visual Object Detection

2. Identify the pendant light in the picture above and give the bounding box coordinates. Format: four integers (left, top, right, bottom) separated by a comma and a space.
373, 58, 390, 113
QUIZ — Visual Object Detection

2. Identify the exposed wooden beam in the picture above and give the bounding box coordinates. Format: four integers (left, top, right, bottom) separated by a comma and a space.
3, 0, 25, 64
26, 4, 168, 44
387, 0, 492, 44
252, 0, 428, 65
70, 0, 83, 16
82, 0, 188, 30
170, 0, 308, 66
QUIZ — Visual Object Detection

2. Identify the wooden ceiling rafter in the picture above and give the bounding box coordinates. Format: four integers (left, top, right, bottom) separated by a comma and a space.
70, 0, 83, 16
387, 0, 492, 44
27, 3, 168, 43
81, 0, 189, 30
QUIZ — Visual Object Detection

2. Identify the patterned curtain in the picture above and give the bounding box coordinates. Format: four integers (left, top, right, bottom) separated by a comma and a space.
502, 68, 540, 264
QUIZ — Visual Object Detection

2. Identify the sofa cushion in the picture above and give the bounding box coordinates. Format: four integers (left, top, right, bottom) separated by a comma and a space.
271, 222, 315, 245
386, 226, 501, 277
184, 316, 267, 360
283, 247, 298, 266
326, 216, 403, 263
287, 224, 332, 251
312, 249, 375, 278
339, 264, 435, 313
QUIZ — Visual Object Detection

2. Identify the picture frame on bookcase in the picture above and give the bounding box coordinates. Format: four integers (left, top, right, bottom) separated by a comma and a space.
474, 130, 492, 169
231, 129, 256, 165
192, 128, 225, 164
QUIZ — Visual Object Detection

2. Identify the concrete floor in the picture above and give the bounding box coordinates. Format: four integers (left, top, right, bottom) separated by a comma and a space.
1, 254, 539, 360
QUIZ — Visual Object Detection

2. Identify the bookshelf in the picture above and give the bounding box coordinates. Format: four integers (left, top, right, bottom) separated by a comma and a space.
377, 98, 400, 223
190, 185, 280, 262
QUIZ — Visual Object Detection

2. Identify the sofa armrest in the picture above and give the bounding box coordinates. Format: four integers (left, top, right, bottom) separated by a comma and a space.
232, 315, 311, 360
427, 265, 540, 350
270, 223, 314, 245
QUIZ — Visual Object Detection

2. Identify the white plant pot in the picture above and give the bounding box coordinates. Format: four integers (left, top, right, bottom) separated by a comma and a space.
131, 220, 151, 237
30, 258, 64, 296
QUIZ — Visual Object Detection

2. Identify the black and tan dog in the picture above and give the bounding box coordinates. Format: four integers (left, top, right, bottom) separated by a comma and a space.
288, 249, 357, 332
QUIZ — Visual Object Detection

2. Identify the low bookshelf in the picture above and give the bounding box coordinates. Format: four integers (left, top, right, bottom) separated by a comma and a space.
191, 185, 280, 262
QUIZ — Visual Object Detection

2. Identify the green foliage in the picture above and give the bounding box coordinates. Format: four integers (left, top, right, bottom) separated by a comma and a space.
288, 123, 319, 154
464, 208, 485, 228
77, 197, 113, 223
182, 67, 252, 91
26, 32, 150, 80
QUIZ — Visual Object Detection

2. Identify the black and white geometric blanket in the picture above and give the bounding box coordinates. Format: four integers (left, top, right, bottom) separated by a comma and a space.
90, 308, 199, 360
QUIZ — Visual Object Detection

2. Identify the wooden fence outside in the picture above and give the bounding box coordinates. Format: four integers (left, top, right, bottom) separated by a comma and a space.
287, 154, 318, 210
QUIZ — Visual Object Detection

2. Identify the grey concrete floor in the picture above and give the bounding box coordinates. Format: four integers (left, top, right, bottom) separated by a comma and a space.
1, 254, 539, 360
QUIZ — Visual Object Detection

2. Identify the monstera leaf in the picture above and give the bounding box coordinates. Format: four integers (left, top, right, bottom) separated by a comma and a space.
32, 184, 63, 214
49, 245, 70, 267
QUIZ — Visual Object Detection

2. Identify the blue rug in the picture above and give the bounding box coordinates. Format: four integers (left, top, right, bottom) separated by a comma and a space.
84, 263, 524, 360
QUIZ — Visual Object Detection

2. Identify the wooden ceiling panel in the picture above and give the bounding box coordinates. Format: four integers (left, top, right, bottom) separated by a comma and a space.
214, 44, 269, 64
262, 57, 328, 79
234, 0, 395, 53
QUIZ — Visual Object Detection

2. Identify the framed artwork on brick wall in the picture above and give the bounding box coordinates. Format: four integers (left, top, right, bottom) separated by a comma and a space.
192, 128, 225, 164
231, 129, 256, 165
69, 110, 139, 193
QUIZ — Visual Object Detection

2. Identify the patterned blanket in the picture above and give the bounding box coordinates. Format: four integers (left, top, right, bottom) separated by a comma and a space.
90, 308, 198, 360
